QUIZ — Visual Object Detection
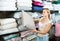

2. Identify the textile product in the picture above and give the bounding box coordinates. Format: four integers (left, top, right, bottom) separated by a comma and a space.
20, 30, 33, 37
17, 0, 32, 3
17, 1, 32, 4
0, 22, 17, 30
7, 37, 20, 41
54, 4, 60, 10
37, 35, 49, 41
14, 12, 22, 18
18, 6, 32, 10
33, 1, 43, 6
0, 18, 16, 25
22, 11, 35, 29
17, 3, 32, 7
0, 2, 16, 7
0, 0, 16, 2
33, 6, 43, 11
3, 34, 19, 41
43, 1, 53, 10
0, 7, 17, 11
23, 34, 36, 41
33, 0, 42, 2
18, 25, 29, 31
55, 23, 60, 36
0, 28, 19, 35
0, 2, 16, 11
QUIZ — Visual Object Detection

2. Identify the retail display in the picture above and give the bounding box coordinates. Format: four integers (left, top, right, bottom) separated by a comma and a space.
0, 0, 59, 41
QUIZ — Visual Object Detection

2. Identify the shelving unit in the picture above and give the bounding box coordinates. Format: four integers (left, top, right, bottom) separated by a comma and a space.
0, 0, 59, 41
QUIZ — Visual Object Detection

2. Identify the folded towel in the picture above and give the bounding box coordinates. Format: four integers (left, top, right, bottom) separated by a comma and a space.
32, 1, 43, 6
18, 6, 32, 10
17, 3, 32, 7
0, 2, 15, 7
17, 1, 32, 3
33, 0, 42, 2
0, 18, 16, 25
0, 28, 19, 35
0, 0, 16, 2
33, 6, 43, 11
0, 7, 17, 11
0, 22, 17, 30
17, 0, 32, 3
54, 4, 60, 10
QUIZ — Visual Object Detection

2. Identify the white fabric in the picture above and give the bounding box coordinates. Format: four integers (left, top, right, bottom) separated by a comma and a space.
18, 6, 32, 10
0, 7, 16, 11
0, 2, 16, 11
0, 28, 18, 35
22, 11, 35, 29
17, 3, 32, 7
0, 0, 16, 2
33, 0, 42, 3
43, 1, 53, 10
17, 0, 32, 3
14, 12, 22, 18
0, 22, 17, 30
54, 4, 60, 10
0, 18, 16, 25
17, 1, 32, 3
0, 2, 15, 7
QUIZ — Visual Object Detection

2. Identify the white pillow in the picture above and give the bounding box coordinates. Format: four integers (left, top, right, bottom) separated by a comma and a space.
22, 11, 35, 29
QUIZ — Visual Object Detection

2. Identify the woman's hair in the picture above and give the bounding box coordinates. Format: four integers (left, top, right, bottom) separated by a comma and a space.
43, 8, 51, 20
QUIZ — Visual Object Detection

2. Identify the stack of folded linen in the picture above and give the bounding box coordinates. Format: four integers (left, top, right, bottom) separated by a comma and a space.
53, 4, 60, 10
17, 0, 32, 10
0, 18, 18, 35
43, 1, 53, 10
0, 0, 17, 11
32, 0, 43, 11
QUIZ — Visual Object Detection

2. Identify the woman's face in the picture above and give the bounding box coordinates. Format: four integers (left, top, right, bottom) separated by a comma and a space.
42, 10, 49, 17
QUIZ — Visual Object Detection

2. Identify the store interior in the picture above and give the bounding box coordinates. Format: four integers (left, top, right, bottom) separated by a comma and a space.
0, 0, 60, 41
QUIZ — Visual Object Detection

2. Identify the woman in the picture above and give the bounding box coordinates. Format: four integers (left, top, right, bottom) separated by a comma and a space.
31, 8, 52, 41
